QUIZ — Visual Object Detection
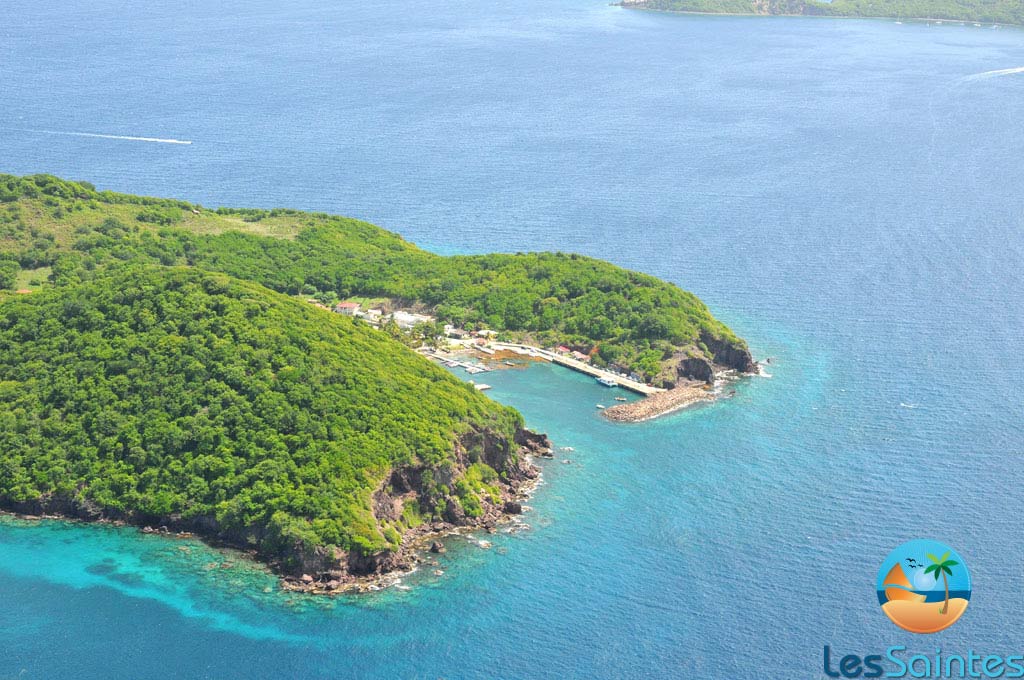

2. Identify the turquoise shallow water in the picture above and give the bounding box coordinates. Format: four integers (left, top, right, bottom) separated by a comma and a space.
1, 0, 1024, 677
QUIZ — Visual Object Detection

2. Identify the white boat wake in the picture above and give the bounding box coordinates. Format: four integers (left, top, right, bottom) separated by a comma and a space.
960, 66, 1024, 82
17, 129, 192, 144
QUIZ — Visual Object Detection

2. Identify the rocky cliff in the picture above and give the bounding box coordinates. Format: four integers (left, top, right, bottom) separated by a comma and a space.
658, 331, 757, 386
276, 425, 548, 590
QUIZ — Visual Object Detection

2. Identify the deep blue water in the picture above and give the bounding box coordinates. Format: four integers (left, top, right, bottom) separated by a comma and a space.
2, 1, 1024, 678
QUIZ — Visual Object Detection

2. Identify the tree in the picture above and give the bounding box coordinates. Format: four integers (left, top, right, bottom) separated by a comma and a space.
0, 260, 18, 290
924, 551, 959, 615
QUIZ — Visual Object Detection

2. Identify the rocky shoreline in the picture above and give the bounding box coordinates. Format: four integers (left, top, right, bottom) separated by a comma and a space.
0, 429, 553, 596
279, 433, 549, 595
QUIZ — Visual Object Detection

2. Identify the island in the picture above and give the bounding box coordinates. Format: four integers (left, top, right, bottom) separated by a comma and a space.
619, 0, 1024, 26
0, 173, 756, 589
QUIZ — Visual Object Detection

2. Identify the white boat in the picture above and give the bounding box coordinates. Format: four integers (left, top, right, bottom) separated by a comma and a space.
596, 376, 618, 387
596, 404, 605, 409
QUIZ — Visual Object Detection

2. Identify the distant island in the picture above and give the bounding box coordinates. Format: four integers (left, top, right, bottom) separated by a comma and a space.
0, 174, 755, 590
619, 0, 1024, 26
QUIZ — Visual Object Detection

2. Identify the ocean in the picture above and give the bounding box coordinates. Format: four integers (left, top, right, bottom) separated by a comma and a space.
1, 0, 1022, 677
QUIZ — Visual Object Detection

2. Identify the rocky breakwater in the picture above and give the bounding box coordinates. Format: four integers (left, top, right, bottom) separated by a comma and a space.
602, 384, 714, 422
279, 426, 551, 594
609, 331, 756, 422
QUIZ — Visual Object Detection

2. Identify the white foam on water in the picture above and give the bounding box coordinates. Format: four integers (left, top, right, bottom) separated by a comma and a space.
17, 129, 192, 144
960, 66, 1024, 82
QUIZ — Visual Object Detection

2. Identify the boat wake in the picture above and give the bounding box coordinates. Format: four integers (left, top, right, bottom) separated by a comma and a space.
16, 129, 192, 144
960, 66, 1024, 82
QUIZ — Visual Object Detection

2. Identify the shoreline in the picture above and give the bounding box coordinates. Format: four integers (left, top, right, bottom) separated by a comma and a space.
0, 467, 541, 596
615, 4, 1022, 28
0, 436, 553, 597
282, 449, 547, 595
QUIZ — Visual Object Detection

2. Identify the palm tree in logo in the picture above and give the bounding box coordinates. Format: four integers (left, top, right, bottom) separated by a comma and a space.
924, 551, 959, 615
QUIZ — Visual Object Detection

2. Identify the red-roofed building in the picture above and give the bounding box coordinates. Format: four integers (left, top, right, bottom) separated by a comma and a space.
333, 301, 361, 316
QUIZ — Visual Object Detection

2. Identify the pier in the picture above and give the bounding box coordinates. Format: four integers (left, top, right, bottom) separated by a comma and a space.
420, 350, 492, 374
489, 343, 664, 396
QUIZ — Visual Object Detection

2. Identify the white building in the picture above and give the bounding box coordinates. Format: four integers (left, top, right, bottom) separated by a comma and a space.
390, 311, 435, 330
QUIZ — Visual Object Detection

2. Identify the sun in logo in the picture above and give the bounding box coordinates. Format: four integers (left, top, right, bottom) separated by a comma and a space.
877, 539, 970, 634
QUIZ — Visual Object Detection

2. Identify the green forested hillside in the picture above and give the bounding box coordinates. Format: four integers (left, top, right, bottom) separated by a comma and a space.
0, 266, 522, 572
0, 174, 753, 382
623, 0, 1024, 24
806, 0, 1024, 23
0, 173, 752, 578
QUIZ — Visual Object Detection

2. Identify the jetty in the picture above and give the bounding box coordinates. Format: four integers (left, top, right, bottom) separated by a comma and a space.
490, 343, 663, 395
420, 351, 492, 374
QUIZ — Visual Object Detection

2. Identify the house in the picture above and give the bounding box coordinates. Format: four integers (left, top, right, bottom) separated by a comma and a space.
333, 301, 360, 316
476, 329, 499, 338
570, 350, 591, 363
364, 308, 383, 321
391, 310, 435, 330
554, 345, 571, 355
444, 325, 470, 339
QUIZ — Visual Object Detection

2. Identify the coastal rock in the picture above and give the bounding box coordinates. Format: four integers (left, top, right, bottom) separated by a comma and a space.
429, 541, 446, 554
444, 497, 468, 525
699, 330, 757, 374
514, 429, 553, 455
678, 356, 715, 384
503, 501, 523, 515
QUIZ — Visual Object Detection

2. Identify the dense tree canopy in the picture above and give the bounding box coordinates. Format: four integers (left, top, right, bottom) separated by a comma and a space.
0, 174, 749, 382
0, 266, 521, 561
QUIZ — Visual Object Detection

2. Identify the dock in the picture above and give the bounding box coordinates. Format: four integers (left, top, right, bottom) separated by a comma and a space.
490, 343, 664, 396
420, 350, 492, 374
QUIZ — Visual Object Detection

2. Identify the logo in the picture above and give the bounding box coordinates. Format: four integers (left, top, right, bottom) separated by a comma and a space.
877, 539, 970, 634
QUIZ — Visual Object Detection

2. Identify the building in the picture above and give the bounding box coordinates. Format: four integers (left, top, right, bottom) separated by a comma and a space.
570, 350, 591, 363
333, 301, 360, 316
476, 329, 499, 338
391, 310, 435, 330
